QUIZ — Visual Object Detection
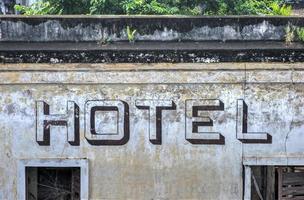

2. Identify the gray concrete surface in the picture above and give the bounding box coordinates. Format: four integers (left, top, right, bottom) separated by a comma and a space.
0, 63, 303, 199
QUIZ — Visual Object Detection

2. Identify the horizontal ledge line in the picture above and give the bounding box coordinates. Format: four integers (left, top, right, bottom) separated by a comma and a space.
0, 69, 302, 72
0, 82, 301, 85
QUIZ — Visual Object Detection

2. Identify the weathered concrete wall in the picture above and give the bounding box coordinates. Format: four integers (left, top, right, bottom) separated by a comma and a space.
0, 63, 303, 199
1, 16, 304, 42
1, 16, 304, 63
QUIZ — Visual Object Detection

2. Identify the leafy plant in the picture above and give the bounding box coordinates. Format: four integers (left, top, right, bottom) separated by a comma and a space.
14, 1, 58, 15
203, 0, 233, 15
90, 0, 123, 14
296, 27, 304, 42
98, 37, 113, 46
122, 0, 201, 15
15, 0, 90, 15
233, 0, 290, 15
285, 24, 296, 44
46, 0, 90, 14
284, 25, 304, 44
13, 0, 293, 16
126, 26, 137, 43
269, 2, 292, 16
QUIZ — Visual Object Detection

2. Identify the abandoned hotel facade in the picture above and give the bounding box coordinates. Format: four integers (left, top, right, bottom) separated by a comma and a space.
1, 16, 304, 200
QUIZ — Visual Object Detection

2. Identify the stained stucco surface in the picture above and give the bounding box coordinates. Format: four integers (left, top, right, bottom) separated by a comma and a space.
0, 17, 287, 42
0, 63, 303, 199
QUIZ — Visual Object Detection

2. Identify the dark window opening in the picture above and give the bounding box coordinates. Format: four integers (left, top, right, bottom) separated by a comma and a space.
249, 166, 304, 200
26, 167, 80, 200
278, 166, 304, 200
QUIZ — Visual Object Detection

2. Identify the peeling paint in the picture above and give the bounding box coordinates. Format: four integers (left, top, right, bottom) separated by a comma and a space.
0, 63, 303, 199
